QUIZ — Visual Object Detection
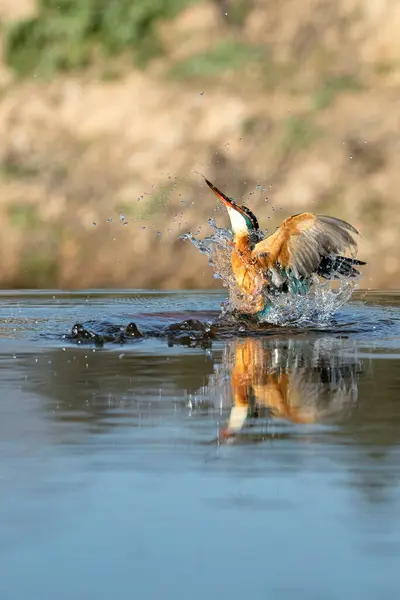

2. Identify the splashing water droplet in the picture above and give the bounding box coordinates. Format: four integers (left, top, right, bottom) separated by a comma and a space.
182, 221, 360, 326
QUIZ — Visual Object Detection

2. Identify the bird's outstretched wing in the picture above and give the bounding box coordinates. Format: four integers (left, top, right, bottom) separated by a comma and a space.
252, 213, 362, 285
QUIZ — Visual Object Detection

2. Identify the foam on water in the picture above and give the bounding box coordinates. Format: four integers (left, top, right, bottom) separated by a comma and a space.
182, 219, 359, 326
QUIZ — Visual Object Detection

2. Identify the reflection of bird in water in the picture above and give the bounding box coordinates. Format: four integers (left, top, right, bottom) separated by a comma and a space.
204, 178, 366, 318
220, 338, 361, 438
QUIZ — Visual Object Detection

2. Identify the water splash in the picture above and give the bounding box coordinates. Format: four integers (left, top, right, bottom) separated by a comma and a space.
263, 278, 356, 326
181, 219, 255, 315
182, 220, 359, 327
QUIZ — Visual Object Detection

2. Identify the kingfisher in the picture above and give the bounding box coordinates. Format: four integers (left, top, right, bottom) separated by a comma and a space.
220, 338, 358, 438
204, 178, 366, 317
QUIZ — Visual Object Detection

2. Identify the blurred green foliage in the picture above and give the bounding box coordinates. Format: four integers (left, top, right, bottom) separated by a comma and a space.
5, 0, 198, 77
20, 251, 59, 287
312, 74, 363, 110
8, 204, 40, 228
282, 115, 322, 153
169, 39, 266, 79
224, 0, 253, 27
0, 155, 38, 180
117, 194, 165, 220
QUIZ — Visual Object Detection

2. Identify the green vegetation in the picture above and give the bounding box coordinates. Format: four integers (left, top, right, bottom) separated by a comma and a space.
224, 0, 253, 27
5, 0, 198, 78
169, 39, 267, 79
8, 204, 41, 229
0, 156, 38, 180
311, 74, 363, 110
282, 114, 322, 153
117, 191, 166, 220
373, 61, 397, 75
20, 251, 59, 287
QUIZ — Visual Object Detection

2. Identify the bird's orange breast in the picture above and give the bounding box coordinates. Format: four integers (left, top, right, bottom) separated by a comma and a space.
231, 234, 264, 311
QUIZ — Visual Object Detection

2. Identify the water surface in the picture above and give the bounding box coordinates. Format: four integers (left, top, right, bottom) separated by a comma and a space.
1, 290, 400, 600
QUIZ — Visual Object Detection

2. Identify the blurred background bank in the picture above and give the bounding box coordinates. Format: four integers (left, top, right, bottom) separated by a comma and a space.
0, 0, 399, 290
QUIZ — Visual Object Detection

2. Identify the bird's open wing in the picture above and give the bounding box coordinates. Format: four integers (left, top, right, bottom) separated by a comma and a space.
252, 213, 359, 282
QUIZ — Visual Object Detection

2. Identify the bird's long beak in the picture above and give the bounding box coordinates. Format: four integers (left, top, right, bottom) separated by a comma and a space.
204, 178, 247, 218
204, 177, 253, 235
204, 178, 233, 206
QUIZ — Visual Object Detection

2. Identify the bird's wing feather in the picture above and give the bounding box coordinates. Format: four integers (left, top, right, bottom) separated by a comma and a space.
252, 213, 359, 280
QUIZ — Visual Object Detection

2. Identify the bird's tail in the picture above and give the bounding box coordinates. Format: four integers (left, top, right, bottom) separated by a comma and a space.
316, 256, 366, 280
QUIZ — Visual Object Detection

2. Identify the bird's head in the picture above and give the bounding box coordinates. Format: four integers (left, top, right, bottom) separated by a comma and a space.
204, 178, 259, 237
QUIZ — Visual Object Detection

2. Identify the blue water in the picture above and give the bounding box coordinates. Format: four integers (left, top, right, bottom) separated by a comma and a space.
0, 290, 400, 600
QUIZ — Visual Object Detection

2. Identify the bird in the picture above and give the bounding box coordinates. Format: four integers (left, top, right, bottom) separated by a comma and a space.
204, 177, 366, 317
220, 338, 359, 438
